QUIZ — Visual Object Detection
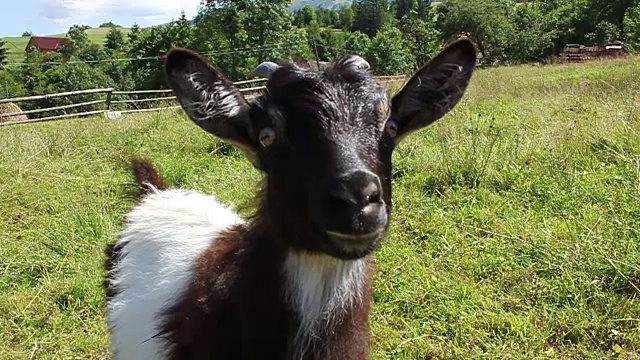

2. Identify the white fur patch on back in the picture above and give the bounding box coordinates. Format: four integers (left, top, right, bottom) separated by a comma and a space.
285, 251, 367, 358
106, 189, 243, 360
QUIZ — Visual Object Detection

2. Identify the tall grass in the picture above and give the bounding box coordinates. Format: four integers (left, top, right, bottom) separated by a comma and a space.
1, 57, 639, 359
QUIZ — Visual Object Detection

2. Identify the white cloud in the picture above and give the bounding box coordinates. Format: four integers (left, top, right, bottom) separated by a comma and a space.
36, 0, 201, 28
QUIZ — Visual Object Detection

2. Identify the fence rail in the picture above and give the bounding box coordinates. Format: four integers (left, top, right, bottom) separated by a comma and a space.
0, 88, 114, 105
0, 75, 407, 127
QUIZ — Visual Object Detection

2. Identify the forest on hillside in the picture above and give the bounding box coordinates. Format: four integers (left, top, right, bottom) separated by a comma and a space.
0, 0, 639, 102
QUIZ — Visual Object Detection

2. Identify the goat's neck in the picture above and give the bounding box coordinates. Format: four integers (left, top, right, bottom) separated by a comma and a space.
249, 203, 373, 358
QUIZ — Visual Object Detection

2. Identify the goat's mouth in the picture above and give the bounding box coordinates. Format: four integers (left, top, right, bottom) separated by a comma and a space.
314, 226, 387, 260
326, 229, 384, 243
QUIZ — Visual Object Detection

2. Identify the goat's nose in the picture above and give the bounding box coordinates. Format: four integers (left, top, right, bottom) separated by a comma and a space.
329, 170, 382, 207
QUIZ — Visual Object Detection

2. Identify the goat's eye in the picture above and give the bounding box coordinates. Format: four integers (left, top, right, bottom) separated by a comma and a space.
258, 127, 276, 147
385, 121, 398, 138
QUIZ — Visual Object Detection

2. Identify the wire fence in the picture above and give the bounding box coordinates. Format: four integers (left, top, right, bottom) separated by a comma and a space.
0, 76, 407, 127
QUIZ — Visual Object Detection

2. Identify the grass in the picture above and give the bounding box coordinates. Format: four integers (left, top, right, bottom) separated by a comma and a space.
1, 57, 640, 359
1, 27, 131, 63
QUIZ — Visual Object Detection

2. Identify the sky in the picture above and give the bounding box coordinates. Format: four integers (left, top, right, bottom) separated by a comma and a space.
1, 0, 203, 37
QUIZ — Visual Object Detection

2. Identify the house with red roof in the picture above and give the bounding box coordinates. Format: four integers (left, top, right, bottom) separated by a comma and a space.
25, 36, 72, 54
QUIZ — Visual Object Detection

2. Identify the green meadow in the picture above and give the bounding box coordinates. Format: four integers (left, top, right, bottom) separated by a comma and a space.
1, 57, 639, 359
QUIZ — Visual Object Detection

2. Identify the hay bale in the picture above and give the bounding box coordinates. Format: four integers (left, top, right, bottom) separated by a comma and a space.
0, 103, 28, 123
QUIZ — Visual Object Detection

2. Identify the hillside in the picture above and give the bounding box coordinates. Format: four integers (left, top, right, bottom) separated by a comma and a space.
1, 27, 131, 63
291, 0, 351, 9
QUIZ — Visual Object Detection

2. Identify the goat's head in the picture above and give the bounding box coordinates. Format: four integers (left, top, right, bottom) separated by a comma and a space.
165, 39, 477, 260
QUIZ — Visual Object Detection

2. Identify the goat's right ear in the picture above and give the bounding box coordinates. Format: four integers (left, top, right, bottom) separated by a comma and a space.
165, 49, 259, 165
389, 39, 477, 143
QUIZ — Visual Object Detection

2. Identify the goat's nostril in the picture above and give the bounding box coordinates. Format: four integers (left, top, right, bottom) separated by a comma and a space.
363, 181, 381, 204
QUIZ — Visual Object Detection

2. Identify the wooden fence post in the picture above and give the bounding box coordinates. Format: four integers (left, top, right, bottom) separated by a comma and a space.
105, 89, 113, 111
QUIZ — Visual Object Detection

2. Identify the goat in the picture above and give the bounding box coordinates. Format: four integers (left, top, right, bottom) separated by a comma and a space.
105, 39, 477, 360
248, 57, 368, 79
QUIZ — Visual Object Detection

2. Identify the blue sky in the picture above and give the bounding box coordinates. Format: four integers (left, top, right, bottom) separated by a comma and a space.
1, 0, 202, 37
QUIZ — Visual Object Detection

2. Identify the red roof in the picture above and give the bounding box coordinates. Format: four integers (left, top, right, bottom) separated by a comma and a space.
26, 36, 70, 51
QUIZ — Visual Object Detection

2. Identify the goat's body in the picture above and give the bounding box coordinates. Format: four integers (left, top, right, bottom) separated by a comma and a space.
107, 40, 477, 359
106, 187, 372, 360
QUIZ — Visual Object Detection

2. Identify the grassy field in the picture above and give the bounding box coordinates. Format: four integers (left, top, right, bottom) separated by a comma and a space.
1, 57, 640, 359
1, 27, 131, 63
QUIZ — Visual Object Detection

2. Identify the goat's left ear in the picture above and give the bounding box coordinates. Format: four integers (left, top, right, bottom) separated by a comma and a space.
165, 48, 260, 166
389, 39, 477, 143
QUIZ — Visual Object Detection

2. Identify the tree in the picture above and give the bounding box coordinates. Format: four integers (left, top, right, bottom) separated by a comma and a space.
128, 24, 142, 46
395, 0, 416, 19
0, 39, 8, 66
127, 16, 196, 89
365, 26, 415, 75
35, 62, 115, 115
105, 27, 126, 51
22, 31, 32, 37
398, 11, 440, 68
354, 0, 390, 37
415, 0, 431, 17
624, 4, 640, 50
509, 2, 556, 62
316, 7, 340, 27
0, 68, 27, 98
345, 31, 371, 55
587, 0, 638, 40
243, 0, 294, 61
338, 5, 355, 30
317, 29, 347, 60
197, 0, 251, 78
100, 22, 120, 28
437, 0, 515, 63
67, 25, 91, 49
197, 0, 300, 78
294, 5, 317, 26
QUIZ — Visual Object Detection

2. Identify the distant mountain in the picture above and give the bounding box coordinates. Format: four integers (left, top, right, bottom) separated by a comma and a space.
290, 0, 352, 10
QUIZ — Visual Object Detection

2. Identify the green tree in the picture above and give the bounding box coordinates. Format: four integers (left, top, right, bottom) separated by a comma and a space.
415, 0, 431, 17
437, 0, 515, 63
99, 22, 120, 28
197, 0, 300, 78
338, 5, 355, 30
365, 26, 415, 75
105, 27, 126, 51
128, 24, 142, 46
624, 4, 640, 50
317, 29, 347, 60
345, 31, 371, 55
244, 1, 293, 61
0, 68, 27, 98
355, 0, 390, 37
197, 0, 251, 78
0, 39, 8, 67
22, 31, 32, 37
316, 8, 340, 27
67, 25, 91, 49
395, 0, 416, 19
587, 0, 638, 39
294, 5, 317, 26
398, 11, 440, 68
24, 62, 116, 115
18, 51, 66, 101
535, 0, 627, 51
127, 16, 196, 89
509, 2, 556, 62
